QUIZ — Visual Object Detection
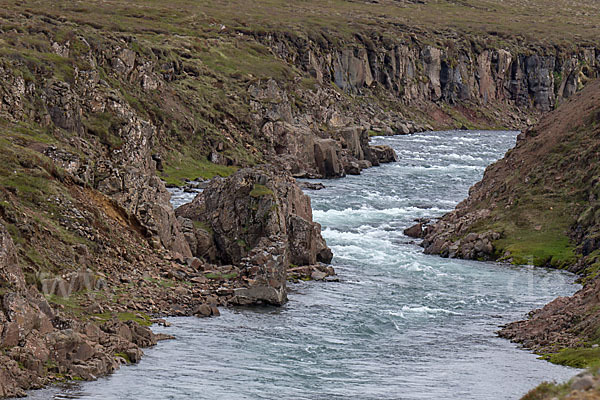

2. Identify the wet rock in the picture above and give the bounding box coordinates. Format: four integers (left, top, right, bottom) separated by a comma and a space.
369, 145, 398, 164
124, 348, 143, 364
345, 161, 361, 175
404, 223, 424, 238
287, 264, 336, 282
298, 181, 325, 191
311, 270, 328, 281
195, 303, 212, 317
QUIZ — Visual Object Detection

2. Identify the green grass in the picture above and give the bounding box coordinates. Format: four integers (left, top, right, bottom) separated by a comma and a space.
192, 221, 213, 235
114, 352, 132, 364
468, 195, 577, 268
541, 347, 600, 368
204, 272, 238, 280
142, 276, 176, 289
161, 156, 238, 186
494, 226, 576, 268
197, 41, 293, 81
47, 292, 153, 327
90, 311, 152, 327
581, 251, 600, 284
521, 381, 571, 400
249, 184, 273, 198
117, 312, 152, 326
83, 112, 124, 149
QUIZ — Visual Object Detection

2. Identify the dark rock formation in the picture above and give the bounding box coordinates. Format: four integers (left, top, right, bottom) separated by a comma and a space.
403, 223, 424, 239
370, 145, 398, 164
263, 33, 600, 113
176, 165, 333, 305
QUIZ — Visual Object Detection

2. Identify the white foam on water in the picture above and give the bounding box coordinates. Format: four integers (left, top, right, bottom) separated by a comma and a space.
400, 305, 462, 316
314, 205, 446, 222
399, 261, 434, 273
395, 164, 485, 172
443, 153, 484, 162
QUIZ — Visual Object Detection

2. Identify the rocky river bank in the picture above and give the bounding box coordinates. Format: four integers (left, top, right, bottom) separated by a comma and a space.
404, 82, 600, 398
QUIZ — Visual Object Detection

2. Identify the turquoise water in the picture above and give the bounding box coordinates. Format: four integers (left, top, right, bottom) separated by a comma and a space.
34, 130, 579, 399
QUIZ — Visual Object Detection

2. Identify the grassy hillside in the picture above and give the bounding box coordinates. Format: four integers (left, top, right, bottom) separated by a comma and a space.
1, 0, 598, 188
2, 0, 599, 45
423, 79, 600, 270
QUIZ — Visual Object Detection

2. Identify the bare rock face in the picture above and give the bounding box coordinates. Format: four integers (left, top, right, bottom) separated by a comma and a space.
420, 207, 500, 260
177, 217, 217, 263
314, 138, 345, 178
233, 237, 289, 306
403, 223, 424, 239
177, 165, 332, 266
176, 165, 333, 305
248, 79, 398, 178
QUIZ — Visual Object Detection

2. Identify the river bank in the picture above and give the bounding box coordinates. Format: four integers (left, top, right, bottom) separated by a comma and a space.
27, 131, 581, 399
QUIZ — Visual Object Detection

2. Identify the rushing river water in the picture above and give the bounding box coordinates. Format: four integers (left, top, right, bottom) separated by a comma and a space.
36, 130, 580, 400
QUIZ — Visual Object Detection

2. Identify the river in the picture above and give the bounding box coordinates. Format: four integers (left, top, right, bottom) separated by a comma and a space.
34, 130, 579, 399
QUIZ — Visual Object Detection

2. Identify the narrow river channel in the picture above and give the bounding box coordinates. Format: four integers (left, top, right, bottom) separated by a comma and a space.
36, 130, 579, 400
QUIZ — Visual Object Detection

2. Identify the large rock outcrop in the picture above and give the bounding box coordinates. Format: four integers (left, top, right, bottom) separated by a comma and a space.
263, 33, 600, 113
250, 79, 398, 178
176, 165, 333, 305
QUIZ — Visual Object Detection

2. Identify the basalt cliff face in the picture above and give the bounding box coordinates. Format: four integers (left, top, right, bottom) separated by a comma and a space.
263, 31, 598, 113
0, 0, 600, 397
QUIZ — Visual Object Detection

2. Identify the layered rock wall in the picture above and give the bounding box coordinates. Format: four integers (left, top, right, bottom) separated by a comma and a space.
263, 32, 600, 113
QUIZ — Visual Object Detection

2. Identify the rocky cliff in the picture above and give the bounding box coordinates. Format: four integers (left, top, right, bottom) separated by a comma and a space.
418, 80, 600, 271
263, 31, 598, 113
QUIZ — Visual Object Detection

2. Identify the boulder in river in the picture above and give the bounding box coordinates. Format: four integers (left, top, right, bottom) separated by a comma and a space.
404, 223, 425, 239
176, 165, 333, 305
